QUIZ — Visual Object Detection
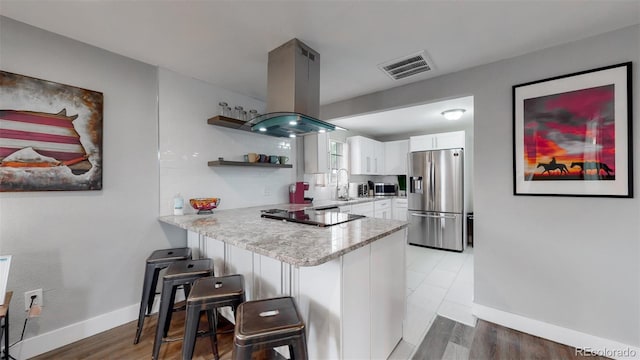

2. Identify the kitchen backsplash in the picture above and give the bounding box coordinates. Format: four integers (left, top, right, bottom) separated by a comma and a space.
304, 173, 401, 201
158, 68, 296, 215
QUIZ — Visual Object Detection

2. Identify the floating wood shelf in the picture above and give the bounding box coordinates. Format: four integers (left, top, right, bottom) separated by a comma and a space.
207, 115, 248, 130
208, 160, 293, 168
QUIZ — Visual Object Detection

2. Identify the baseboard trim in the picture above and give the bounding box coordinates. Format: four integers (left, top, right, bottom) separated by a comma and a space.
6, 290, 189, 359
473, 304, 640, 360
9, 303, 137, 360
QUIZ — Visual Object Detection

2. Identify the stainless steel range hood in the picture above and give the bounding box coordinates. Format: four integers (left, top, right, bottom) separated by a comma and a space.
242, 39, 341, 137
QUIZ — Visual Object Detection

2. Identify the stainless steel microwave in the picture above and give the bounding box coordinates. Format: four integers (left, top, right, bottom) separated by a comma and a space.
374, 183, 398, 196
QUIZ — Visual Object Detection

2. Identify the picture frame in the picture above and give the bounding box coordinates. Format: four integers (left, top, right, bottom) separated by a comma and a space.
0, 71, 103, 191
513, 62, 632, 197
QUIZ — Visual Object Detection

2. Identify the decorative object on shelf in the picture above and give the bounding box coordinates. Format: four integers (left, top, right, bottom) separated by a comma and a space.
218, 102, 229, 116
269, 155, 279, 164
208, 160, 292, 168
0, 71, 103, 192
279, 156, 289, 164
189, 198, 221, 214
234, 106, 244, 120
247, 153, 259, 163
513, 62, 632, 197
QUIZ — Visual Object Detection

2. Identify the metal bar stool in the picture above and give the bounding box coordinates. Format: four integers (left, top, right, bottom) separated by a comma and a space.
233, 296, 308, 360
152, 258, 214, 360
134, 247, 192, 344
182, 274, 245, 360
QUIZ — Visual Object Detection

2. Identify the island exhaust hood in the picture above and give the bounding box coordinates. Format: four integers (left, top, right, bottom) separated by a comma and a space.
241, 39, 343, 137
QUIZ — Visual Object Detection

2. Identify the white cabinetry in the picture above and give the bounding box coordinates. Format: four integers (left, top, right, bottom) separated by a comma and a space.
370, 230, 405, 358
304, 132, 330, 174
374, 140, 385, 174
410, 130, 465, 152
351, 201, 374, 217
347, 136, 384, 175
341, 230, 406, 359
374, 199, 391, 219
384, 140, 409, 175
187, 229, 406, 360
392, 198, 408, 221
342, 245, 371, 359
338, 205, 351, 213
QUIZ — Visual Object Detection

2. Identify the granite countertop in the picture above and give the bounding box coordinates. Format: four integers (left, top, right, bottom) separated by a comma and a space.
158, 202, 407, 267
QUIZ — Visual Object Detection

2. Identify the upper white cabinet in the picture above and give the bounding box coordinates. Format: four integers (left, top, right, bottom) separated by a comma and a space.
374, 140, 385, 175
410, 130, 465, 152
348, 136, 384, 175
384, 140, 409, 175
304, 133, 330, 174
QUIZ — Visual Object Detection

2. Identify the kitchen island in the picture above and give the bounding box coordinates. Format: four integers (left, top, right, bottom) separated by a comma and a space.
159, 203, 407, 359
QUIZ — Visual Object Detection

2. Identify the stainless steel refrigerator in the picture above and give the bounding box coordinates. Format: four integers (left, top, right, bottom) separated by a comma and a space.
408, 148, 464, 251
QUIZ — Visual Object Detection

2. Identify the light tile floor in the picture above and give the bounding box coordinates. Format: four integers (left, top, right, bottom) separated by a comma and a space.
389, 244, 475, 359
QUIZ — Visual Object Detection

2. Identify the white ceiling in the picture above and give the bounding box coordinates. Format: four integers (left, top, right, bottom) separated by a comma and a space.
329, 96, 474, 138
2, 1, 639, 107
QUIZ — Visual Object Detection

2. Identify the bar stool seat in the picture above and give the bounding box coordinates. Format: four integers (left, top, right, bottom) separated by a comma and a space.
152, 258, 214, 360
182, 274, 245, 360
233, 296, 308, 360
134, 247, 192, 344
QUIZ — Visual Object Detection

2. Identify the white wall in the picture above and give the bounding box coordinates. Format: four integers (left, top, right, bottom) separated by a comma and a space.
158, 68, 296, 215
322, 25, 640, 347
0, 16, 185, 353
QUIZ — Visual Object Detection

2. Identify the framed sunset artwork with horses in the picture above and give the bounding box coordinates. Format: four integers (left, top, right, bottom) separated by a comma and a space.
513, 62, 632, 197
0, 71, 103, 191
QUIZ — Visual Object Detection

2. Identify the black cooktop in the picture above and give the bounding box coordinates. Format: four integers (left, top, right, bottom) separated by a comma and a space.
261, 208, 365, 227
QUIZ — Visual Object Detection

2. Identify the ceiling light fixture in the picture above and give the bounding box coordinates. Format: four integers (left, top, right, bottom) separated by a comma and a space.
441, 109, 466, 121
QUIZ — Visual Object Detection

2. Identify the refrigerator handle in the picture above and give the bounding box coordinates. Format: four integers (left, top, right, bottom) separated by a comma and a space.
430, 159, 435, 209
409, 176, 423, 194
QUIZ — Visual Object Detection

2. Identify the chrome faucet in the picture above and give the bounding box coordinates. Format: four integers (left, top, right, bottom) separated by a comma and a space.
336, 168, 349, 200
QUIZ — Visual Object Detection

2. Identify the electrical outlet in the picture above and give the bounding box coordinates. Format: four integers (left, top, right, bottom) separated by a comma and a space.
24, 289, 43, 311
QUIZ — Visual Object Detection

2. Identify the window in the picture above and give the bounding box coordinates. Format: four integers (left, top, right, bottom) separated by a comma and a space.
329, 140, 348, 185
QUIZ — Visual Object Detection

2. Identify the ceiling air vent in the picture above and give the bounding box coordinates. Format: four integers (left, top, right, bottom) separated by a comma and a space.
378, 51, 434, 80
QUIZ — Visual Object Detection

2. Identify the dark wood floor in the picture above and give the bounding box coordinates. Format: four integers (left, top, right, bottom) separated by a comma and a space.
31, 309, 260, 360
32, 311, 609, 360
412, 316, 610, 360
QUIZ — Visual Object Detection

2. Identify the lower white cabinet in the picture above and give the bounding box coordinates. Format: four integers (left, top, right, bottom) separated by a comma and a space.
374, 199, 391, 219
392, 198, 408, 221
351, 201, 374, 217
339, 205, 351, 213
370, 229, 405, 357
342, 245, 371, 359
342, 229, 405, 359
187, 229, 406, 360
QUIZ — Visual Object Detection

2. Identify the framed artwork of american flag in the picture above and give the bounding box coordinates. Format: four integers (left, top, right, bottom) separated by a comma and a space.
0, 71, 103, 191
